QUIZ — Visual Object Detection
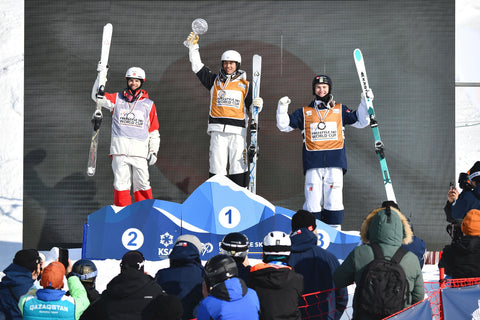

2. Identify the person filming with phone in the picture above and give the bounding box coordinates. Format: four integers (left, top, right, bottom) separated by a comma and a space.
444, 161, 480, 240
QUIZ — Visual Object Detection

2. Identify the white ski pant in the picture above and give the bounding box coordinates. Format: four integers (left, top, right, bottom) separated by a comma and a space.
112, 155, 151, 192
209, 131, 247, 175
303, 167, 344, 213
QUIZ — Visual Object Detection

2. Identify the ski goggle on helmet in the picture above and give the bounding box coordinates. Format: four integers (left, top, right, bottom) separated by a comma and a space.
220, 232, 249, 259
125, 67, 146, 82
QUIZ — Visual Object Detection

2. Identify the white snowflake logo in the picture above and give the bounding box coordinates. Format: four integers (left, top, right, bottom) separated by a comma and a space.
159, 232, 174, 247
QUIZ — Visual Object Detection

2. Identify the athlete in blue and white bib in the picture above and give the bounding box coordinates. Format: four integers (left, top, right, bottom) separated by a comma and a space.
276, 75, 370, 228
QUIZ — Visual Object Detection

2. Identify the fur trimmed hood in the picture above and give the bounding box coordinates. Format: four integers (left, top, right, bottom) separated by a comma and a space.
360, 206, 413, 246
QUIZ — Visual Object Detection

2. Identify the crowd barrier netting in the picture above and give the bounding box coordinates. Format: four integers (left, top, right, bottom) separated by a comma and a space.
298, 275, 480, 320
189, 273, 480, 319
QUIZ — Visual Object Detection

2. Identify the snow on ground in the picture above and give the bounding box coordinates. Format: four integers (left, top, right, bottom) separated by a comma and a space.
0, 0, 478, 301
0, 0, 23, 270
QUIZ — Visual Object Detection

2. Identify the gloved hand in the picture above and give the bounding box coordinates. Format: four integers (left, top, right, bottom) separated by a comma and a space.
147, 152, 157, 166
361, 88, 374, 101
277, 96, 291, 113
183, 32, 199, 48
97, 61, 108, 73
252, 97, 263, 113
92, 109, 103, 120
91, 109, 103, 131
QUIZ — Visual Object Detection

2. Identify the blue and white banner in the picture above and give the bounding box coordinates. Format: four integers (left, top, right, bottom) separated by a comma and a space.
387, 299, 432, 320
442, 284, 480, 319
83, 175, 361, 261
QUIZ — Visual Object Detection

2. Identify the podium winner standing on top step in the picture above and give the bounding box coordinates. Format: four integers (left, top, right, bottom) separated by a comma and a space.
184, 32, 263, 188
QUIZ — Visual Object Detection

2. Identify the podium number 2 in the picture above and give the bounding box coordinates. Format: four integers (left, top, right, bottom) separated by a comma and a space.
122, 228, 144, 250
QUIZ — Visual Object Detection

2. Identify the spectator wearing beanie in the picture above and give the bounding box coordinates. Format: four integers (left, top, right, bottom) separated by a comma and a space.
18, 261, 89, 320
0, 249, 42, 320
446, 161, 480, 221
247, 231, 304, 320
80, 250, 165, 320
288, 210, 347, 320
155, 235, 205, 320
439, 209, 480, 278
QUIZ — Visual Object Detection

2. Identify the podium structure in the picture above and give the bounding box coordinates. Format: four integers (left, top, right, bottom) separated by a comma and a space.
83, 175, 361, 261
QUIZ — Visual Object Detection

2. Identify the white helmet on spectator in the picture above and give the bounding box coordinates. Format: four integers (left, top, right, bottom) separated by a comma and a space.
263, 231, 291, 256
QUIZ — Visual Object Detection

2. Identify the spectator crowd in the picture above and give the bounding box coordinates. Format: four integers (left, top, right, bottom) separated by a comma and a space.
2, 161, 480, 320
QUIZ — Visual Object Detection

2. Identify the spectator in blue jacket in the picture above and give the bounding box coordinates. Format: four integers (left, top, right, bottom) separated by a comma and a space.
155, 235, 204, 320
401, 221, 426, 269
288, 210, 347, 320
0, 249, 42, 320
197, 255, 260, 320
445, 161, 480, 222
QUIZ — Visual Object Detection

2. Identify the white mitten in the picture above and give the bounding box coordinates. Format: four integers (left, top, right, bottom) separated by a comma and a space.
361, 88, 374, 101
252, 97, 263, 113
147, 152, 157, 166
277, 96, 291, 113
96, 61, 108, 73
183, 32, 199, 48
92, 109, 103, 120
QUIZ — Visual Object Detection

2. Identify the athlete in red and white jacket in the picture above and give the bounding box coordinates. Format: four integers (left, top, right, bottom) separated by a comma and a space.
91, 67, 160, 206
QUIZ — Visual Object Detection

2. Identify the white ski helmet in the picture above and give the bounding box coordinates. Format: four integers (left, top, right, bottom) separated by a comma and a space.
125, 67, 146, 82
220, 50, 241, 72
221, 50, 241, 64
262, 231, 291, 256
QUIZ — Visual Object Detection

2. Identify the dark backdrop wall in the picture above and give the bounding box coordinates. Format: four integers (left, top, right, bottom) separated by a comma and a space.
25, 0, 455, 250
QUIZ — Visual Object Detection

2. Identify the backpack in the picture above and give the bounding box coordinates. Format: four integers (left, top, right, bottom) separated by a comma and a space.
354, 243, 409, 320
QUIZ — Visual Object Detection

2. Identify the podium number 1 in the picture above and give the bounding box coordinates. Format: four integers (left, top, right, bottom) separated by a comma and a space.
218, 206, 241, 229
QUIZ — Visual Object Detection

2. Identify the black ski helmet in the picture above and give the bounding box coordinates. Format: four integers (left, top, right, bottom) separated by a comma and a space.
312, 75, 332, 96
71, 259, 98, 284
204, 254, 238, 288
220, 232, 249, 262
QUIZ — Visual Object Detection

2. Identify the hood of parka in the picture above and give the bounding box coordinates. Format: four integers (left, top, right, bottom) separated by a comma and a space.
360, 206, 413, 246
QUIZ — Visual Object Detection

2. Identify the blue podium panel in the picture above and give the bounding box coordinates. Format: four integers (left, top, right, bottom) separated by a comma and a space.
83, 200, 183, 260
83, 176, 361, 261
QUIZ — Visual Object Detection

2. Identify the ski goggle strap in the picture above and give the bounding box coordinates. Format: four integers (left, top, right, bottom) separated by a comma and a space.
469, 171, 480, 180
71, 270, 98, 281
